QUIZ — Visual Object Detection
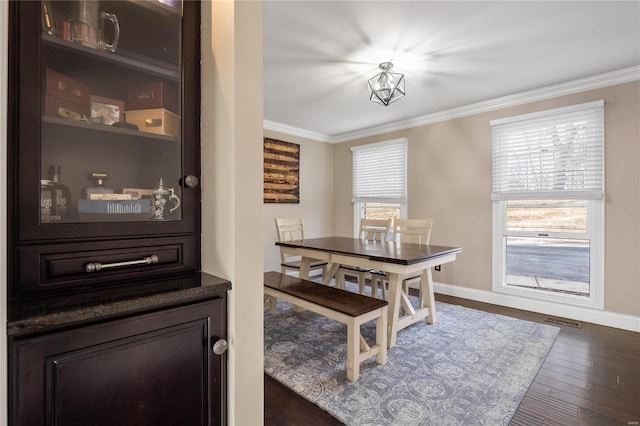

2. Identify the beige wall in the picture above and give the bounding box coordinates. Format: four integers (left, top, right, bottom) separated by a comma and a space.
202, 2, 264, 425
334, 81, 640, 318
263, 130, 335, 273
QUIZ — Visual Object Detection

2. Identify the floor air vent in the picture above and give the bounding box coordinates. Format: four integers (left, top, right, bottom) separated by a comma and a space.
544, 316, 582, 328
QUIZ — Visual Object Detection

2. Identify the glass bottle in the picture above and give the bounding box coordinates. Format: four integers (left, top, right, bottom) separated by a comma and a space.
48, 165, 71, 221
83, 172, 115, 199
40, 179, 56, 223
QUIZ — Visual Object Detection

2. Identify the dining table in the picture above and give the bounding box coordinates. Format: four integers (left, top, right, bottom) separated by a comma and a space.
276, 236, 462, 347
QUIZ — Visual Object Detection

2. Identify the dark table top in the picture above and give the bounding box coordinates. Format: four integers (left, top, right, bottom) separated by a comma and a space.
276, 236, 461, 266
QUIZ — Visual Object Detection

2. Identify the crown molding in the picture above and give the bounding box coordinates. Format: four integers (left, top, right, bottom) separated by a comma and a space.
263, 120, 333, 143
264, 66, 640, 144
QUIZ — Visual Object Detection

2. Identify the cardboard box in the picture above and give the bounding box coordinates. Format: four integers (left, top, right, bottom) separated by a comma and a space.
127, 82, 178, 114
125, 108, 180, 137
46, 68, 90, 107
45, 95, 90, 120
121, 188, 155, 199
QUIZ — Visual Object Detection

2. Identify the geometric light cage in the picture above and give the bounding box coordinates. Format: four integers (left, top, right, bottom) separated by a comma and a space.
367, 61, 405, 106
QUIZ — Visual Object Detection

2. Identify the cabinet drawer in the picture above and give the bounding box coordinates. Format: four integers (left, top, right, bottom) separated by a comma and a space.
16, 237, 197, 296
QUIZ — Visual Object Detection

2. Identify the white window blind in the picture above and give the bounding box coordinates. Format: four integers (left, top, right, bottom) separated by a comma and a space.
351, 138, 407, 202
491, 100, 604, 200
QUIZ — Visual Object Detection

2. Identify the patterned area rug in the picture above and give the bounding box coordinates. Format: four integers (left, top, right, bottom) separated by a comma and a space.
264, 290, 559, 425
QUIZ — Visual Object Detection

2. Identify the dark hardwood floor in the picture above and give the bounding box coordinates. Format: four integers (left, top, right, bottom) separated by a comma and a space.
264, 292, 640, 426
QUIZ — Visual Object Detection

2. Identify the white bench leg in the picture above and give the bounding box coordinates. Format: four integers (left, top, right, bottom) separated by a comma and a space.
345, 307, 387, 381
263, 294, 277, 313
346, 318, 359, 381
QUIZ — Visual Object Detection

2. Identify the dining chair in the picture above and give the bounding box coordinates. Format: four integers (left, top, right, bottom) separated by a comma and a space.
274, 217, 328, 279
335, 218, 393, 294
371, 218, 434, 299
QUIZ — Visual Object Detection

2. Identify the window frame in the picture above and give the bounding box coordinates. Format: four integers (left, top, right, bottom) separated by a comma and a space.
491, 101, 605, 309
492, 197, 604, 309
353, 201, 407, 238
351, 138, 408, 236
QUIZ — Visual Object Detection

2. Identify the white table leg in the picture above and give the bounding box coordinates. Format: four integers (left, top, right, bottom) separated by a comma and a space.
298, 257, 311, 280
322, 262, 341, 286
420, 268, 436, 324
386, 272, 402, 348
376, 306, 388, 364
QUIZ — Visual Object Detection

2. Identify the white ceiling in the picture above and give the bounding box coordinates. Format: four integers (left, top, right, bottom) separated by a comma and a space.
264, 1, 640, 142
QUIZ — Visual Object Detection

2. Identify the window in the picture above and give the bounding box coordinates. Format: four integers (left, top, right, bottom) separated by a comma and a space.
351, 138, 407, 235
491, 100, 604, 308
360, 202, 402, 221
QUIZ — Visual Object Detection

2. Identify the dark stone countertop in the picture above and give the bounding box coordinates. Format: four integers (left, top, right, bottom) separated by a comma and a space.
8, 272, 231, 337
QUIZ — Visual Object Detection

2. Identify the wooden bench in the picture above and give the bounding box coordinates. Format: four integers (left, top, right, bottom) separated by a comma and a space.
264, 271, 388, 381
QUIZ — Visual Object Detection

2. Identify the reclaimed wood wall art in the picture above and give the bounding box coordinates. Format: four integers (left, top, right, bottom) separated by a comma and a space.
264, 138, 300, 203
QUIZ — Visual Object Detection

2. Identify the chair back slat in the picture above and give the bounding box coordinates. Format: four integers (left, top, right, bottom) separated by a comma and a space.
359, 218, 392, 242
394, 219, 433, 245
275, 217, 305, 242
274, 217, 327, 278
275, 217, 305, 266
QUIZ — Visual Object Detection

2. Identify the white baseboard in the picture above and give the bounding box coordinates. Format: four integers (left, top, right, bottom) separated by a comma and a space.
433, 282, 640, 333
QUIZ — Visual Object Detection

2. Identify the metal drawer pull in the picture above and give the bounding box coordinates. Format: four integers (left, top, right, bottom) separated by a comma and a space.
85, 255, 159, 273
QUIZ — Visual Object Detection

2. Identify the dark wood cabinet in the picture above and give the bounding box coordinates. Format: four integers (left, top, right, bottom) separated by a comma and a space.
10, 294, 228, 426
7, 2, 228, 425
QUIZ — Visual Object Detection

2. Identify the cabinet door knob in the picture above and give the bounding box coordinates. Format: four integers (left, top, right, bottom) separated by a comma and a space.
212, 338, 228, 355
184, 175, 199, 188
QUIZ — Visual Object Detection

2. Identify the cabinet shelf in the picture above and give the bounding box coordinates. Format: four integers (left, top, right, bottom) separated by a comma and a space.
132, 0, 183, 17
43, 35, 179, 81
43, 115, 179, 143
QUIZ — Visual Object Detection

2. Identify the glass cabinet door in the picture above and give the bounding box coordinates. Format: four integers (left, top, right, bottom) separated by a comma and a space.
9, 0, 200, 301
39, 0, 184, 225
11, 0, 200, 242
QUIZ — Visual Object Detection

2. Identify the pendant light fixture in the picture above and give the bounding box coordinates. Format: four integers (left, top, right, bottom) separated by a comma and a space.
367, 62, 405, 106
